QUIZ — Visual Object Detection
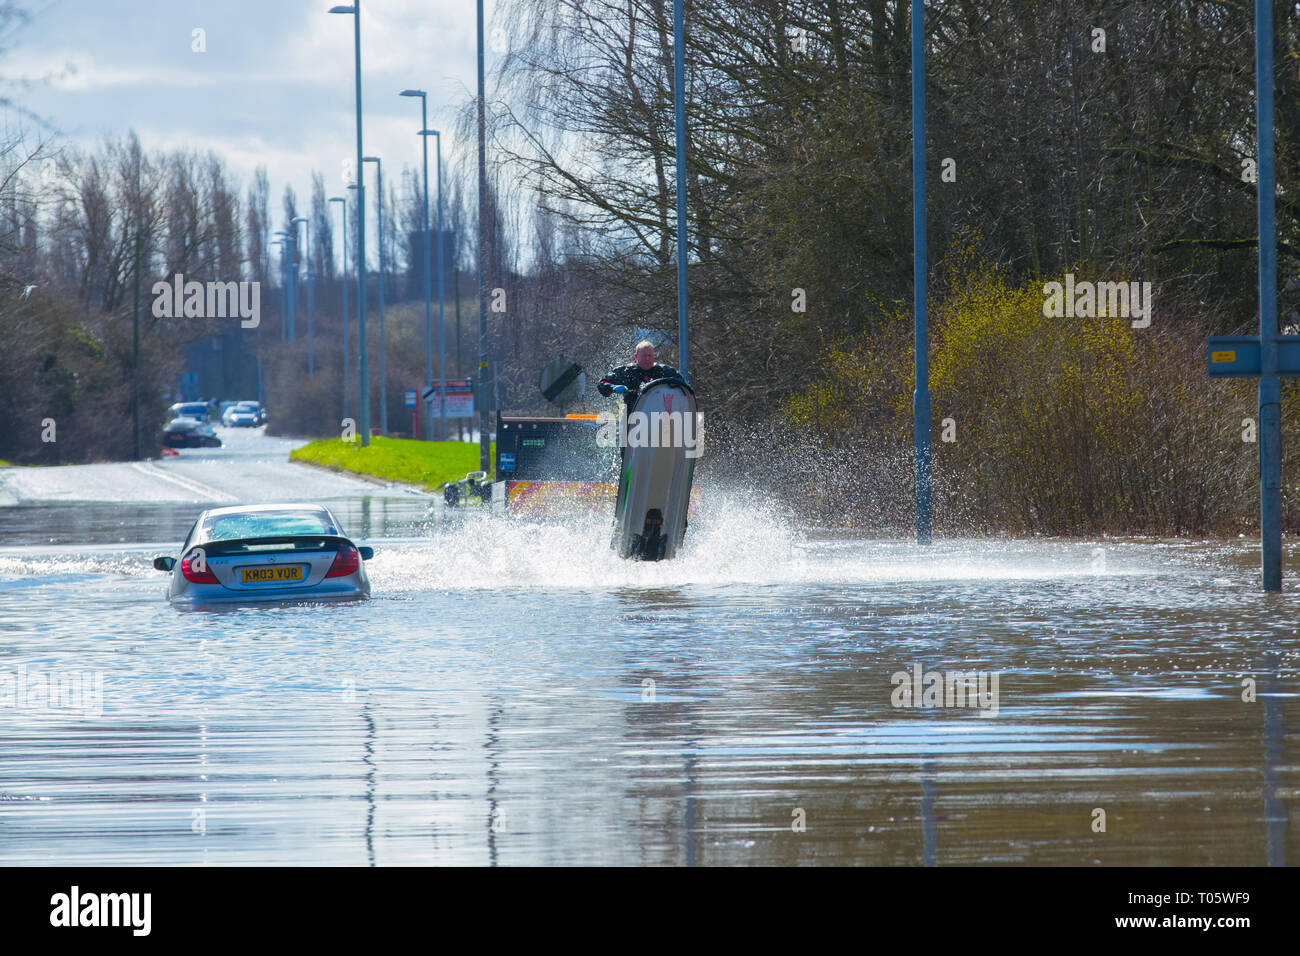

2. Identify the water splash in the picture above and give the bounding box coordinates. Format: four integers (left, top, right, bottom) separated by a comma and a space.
368, 486, 1155, 593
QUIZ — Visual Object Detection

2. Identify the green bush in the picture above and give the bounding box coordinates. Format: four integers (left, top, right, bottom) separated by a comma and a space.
784, 257, 1259, 534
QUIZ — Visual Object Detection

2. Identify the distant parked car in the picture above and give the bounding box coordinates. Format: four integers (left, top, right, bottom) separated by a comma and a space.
161, 418, 222, 449
167, 402, 211, 423
243, 401, 267, 426
219, 400, 241, 419
222, 402, 261, 427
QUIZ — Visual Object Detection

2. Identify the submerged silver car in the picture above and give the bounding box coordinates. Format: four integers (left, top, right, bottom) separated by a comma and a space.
154, 504, 373, 603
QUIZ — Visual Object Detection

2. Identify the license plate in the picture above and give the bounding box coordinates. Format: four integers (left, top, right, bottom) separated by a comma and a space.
240, 566, 305, 583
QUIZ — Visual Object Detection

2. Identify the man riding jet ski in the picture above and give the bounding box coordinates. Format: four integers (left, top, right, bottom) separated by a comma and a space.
596, 340, 679, 409
598, 340, 697, 561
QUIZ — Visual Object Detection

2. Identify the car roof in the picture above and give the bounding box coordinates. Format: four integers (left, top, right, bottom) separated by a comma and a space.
197, 503, 335, 519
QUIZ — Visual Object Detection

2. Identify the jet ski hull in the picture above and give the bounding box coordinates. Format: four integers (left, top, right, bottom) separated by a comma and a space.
612, 376, 699, 561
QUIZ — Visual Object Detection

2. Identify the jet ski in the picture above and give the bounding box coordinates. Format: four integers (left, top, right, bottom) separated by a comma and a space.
612, 375, 699, 561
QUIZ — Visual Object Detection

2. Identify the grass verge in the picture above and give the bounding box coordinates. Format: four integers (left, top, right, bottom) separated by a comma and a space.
290, 436, 495, 491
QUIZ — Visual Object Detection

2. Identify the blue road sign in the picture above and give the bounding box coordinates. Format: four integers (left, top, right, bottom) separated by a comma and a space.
1208, 336, 1300, 377
405, 389, 417, 409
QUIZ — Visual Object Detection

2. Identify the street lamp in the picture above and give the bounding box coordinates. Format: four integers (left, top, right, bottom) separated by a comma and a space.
329, 194, 350, 423
400, 89, 434, 441
475, 0, 489, 472
270, 237, 286, 347
293, 216, 314, 374
420, 128, 447, 442
362, 155, 387, 435
330, 1, 369, 446
274, 229, 295, 343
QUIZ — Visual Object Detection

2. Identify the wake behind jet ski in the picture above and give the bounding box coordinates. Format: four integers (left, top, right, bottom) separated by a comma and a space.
599, 341, 700, 561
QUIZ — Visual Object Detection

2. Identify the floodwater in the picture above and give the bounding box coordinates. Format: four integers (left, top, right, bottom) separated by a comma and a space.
0, 490, 1296, 865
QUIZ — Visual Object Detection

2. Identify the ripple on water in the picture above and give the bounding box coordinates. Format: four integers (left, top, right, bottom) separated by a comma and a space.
0, 499, 1296, 864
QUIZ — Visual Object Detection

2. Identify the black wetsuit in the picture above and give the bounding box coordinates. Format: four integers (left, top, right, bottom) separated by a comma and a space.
597, 362, 680, 413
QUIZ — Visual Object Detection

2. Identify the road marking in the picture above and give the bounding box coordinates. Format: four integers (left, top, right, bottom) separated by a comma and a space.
132, 462, 239, 502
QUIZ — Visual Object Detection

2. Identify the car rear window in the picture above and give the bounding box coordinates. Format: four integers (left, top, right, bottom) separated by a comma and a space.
202, 512, 337, 541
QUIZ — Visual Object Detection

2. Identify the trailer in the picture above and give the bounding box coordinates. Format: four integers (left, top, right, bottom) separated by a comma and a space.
492, 397, 700, 561
492, 412, 617, 517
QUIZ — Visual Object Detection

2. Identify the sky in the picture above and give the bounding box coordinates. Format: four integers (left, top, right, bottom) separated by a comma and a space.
4, 0, 507, 244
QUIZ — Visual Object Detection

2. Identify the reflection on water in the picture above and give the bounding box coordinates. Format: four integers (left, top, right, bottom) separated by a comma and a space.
0, 493, 1297, 865
1261, 657, 1287, 868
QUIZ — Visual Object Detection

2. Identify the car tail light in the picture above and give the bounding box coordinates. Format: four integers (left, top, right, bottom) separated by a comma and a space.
326, 545, 360, 577
181, 552, 218, 583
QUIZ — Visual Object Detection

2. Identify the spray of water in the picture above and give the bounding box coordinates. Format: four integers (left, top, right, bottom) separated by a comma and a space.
365, 478, 1153, 594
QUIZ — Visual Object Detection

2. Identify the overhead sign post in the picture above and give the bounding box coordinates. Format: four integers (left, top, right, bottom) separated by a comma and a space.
1207, 338, 1300, 378
673, 0, 689, 380
912, 0, 931, 546
1256, 0, 1281, 591
1211, 0, 1282, 591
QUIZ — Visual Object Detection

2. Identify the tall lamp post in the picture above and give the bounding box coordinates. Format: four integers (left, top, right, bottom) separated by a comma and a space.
911, 0, 932, 545
399, 89, 434, 441
362, 156, 387, 435
293, 216, 314, 374
475, 0, 489, 472
420, 128, 447, 440
271, 236, 287, 341
275, 228, 295, 343
672, 0, 689, 381
329, 1, 369, 446
329, 194, 350, 424
1256, 0, 1281, 589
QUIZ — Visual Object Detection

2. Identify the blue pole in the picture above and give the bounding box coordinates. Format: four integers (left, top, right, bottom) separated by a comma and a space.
422, 104, 432, 441
306, 271, 314, 373
364, 157, 386, 435
288, 228, 296, 343
673, 0, 689, 379
332, 2, 368, 442
344, 199, 351, 423
1257, 0, 1281, 590
400, 90, 433, 439
295, 216, 312, 371
436, 132, 447, 440
353, 3, 369, 446
276, 233, 288, 341
333, 193, 351, 424
276, 239, 286, 342
377, 162, 386, 435
477, 0, 489, 473
912, 0, 931, 545
275, 240, 286, 343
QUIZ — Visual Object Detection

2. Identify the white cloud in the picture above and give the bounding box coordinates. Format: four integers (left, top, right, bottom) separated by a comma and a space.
6, 0, 517, 261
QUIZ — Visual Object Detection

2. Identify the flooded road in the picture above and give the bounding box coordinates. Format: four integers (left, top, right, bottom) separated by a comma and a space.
0, 436, 1296, 865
